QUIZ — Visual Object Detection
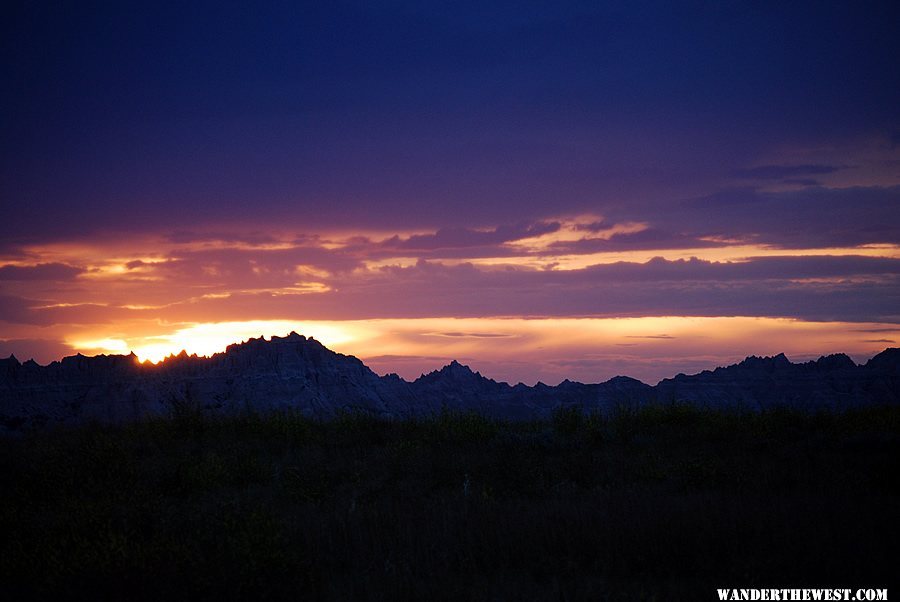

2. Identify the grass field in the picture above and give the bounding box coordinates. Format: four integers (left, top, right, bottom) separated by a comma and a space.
1, 404, 898, 600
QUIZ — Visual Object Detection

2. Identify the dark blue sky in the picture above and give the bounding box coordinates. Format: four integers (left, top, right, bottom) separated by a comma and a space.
4, 0, 899, 240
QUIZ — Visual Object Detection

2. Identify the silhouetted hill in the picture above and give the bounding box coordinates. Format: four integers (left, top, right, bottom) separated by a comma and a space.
656, 349, 900, 411
1, 332, 898, 432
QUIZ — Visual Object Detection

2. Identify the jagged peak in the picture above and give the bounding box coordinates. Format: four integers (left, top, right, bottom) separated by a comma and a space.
737, 352, 791, 369
440, 360, 474, 374
415, 359, 492, 384
274, 331, 306, 342
3, 337, 897, 395
814, 353, 856, 370
441, 360, 473, 372
227, 332, 322, 351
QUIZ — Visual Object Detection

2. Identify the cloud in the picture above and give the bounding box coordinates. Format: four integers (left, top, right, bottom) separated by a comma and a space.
388, 221, 561, 251
138, 245, 363, 289
31, 303, 144, 326
3, 252, 898, 329
0, 338, 74, 365
122, 255, 898, 324
664, 185, 900, 248
600, 254, 900, 281
0, 263, 85, 281
782, 178, 821, 186
426, 332, 516, 338
0, 295, 37, 324
732, 164, 844, 180
626, 334, 675, 339
574, 220, 616, 232
0, 294, 152, 327
166, 231, 281, 246
548, 229, 727, 253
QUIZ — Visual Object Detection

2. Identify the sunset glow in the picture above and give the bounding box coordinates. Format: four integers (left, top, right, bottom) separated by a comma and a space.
4, 217, 899, 383
49, 317, 897, 385
4, 4, 900, 598
2, 2, 898, 385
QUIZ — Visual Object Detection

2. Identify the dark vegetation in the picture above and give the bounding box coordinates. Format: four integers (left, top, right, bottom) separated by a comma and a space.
1, 404, 898, 600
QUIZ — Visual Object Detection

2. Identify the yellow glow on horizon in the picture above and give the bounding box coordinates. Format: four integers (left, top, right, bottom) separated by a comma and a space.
69, 338, 130, 354
62, 316, 899, 384
129, 320, 367, 363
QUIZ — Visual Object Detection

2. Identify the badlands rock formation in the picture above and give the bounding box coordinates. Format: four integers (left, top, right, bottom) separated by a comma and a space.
1, 332, 898, 433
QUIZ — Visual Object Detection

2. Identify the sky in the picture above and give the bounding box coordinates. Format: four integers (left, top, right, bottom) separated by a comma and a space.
2, 0, 899, 385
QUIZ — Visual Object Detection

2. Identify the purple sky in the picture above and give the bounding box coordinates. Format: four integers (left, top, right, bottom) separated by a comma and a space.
2, 1, 899, 383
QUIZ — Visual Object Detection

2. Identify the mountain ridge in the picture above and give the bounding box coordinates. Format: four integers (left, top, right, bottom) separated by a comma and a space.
1, 332, 898, 433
